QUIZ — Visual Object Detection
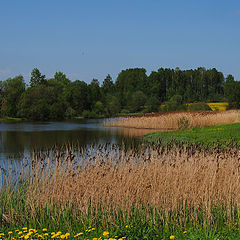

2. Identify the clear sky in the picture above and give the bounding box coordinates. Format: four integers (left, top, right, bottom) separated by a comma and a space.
0, 0, 240, 84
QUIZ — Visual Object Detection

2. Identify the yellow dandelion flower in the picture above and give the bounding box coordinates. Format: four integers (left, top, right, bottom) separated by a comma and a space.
22, 228, 28, 230
15, 230, 19, 232
51, 232, 56, 235
170, 235, 175, 240
103, 232, 109, 236
38, 234, 44, 239
8, 232, 13, 235
44, 233, 49, 236
91, 228, 95, 231
122, 237, 126, 239
0, 234, 4, 236
74, 232, 83, 238
18, 231, 23, 235
60, 235, 65, 239
24, 235, 29, 239
65, 233, 70, 236
183, 230, 187, 234
42, 229, 47, 232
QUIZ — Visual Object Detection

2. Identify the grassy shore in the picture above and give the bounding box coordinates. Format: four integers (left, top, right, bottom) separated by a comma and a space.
1, 145, 240, 239
0, 117, 23, 123
144, 122, 240, 148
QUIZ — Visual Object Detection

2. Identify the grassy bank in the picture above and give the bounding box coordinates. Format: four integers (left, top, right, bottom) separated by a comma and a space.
144, 122, 240, 148
0, 117, 23, 123
1, 145, 240, 239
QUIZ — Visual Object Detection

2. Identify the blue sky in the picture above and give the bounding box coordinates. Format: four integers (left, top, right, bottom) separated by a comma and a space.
0, 0, 240, 84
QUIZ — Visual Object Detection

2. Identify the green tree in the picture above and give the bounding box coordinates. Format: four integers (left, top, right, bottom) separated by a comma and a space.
102, 74, 114, 95
115, 68, 147, 107
105, 95, 121, 117
129, 90, 147, 112
64, 80, 90, 114
30, 68, 46, 87
2, 75, 25, 117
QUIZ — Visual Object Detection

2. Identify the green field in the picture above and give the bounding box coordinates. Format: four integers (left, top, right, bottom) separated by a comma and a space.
144, 122, 240, 148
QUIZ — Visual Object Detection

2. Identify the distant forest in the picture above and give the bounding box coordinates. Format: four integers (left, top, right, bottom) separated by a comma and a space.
0, 67, 239, 120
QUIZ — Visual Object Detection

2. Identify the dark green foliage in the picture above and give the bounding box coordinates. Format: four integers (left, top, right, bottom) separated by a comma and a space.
30, 68, 46, 87
1, 66, 239, 120
187, 102, 212, 111
105, 95, 121, 117
129, 91, 147, 112
1, 75, 25, 117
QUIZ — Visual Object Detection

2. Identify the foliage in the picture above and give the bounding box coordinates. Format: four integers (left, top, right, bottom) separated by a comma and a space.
187, 102, 212, 111
0, 66, 239, 120
30, 68, 46, 87
1, 75, 25, 117
177, 116, 189, 130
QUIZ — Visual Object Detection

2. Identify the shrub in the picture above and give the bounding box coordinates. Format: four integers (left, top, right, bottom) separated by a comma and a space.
177, 116, 189, 130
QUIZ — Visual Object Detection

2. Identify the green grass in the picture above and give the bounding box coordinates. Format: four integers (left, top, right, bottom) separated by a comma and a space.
1, 183, 240, 239
144, 122, 240, 148
0, 117, 23, 122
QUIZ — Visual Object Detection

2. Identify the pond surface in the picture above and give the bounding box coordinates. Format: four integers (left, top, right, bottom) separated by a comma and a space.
0, 119, 148, 164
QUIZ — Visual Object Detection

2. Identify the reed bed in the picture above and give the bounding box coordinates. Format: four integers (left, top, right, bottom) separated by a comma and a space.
106, 110, 240, 130
1, 143, 240, 235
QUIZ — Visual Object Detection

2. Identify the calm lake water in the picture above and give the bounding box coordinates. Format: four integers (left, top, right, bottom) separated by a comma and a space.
0, 119, 148, 165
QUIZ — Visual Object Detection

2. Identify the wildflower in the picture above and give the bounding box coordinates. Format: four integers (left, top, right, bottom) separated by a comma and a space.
18, 231, 23, 235
22, 228, 28, 230
170, 235, 175, 239
24, 235, 29, 239
183, 230, 187, 234
44, 233, 49, 236
60, 235, 65, 239
0, 234, 4, 236
91, 228, 95, 231
42, 229, 47, 232
8, 232, 13, 235
74, 232, 83, 238
103, 232, 109, 237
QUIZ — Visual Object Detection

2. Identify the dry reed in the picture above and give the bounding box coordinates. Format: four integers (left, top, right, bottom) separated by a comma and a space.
23, 144, 240, 219
106, 110, 240, 130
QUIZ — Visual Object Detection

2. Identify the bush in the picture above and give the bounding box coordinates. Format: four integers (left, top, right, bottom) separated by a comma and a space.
65, 107, 76, 119
187, 102, 212, 111
178, 117, 189, 130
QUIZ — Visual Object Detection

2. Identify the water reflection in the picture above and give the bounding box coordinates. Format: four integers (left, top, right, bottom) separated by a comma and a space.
0, 119, 159, 163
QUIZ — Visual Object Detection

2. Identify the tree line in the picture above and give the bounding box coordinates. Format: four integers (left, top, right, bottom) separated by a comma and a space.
0, 67, 239, 120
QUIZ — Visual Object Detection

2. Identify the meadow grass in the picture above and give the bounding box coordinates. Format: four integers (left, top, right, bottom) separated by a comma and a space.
106, 110, 240, 130
144, 122, 240, 148
1, 145, 240, 239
